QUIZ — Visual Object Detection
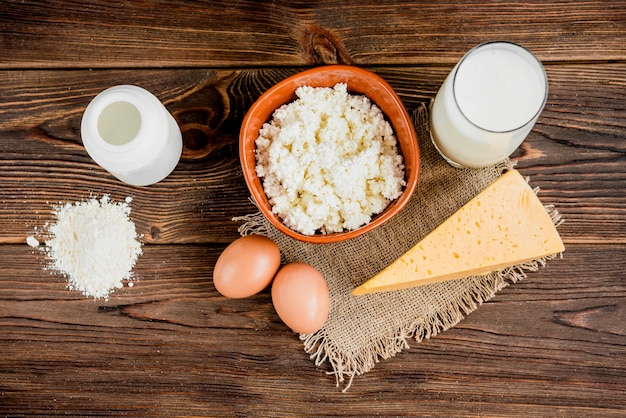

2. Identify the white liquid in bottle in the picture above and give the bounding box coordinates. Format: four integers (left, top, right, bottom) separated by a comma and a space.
81, 85, 182, 186
97, 101, 142, 146
430, 42, 547, 168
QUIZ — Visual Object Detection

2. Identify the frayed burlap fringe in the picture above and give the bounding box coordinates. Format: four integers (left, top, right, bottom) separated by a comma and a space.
300, 213, 560, 392
235, 103, 563, 391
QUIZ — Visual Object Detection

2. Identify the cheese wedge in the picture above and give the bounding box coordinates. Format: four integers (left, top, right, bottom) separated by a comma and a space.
352, 169, 564, 295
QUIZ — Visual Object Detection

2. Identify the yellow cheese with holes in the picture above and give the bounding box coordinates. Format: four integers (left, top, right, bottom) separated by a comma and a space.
352, 170, 564, 296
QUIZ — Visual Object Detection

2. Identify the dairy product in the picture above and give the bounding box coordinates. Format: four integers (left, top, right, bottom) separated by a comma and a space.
81, 85, 182, 186
352, 170, 564, 295
255, 83, 405, 235
430, 42, 547, 168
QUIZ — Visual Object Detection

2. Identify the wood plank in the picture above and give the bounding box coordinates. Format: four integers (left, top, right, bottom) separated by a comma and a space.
2, 1, 623, 415
2, 0, 626, 69
0, 243, 623, 415
1, 65, 624, 245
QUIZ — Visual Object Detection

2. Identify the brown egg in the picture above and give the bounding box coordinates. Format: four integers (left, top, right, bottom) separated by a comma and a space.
213, 235, 281, 298
271, 262, 329, 334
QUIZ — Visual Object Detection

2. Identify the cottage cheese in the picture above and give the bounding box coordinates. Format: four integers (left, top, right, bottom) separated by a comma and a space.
255, 83, 405, 235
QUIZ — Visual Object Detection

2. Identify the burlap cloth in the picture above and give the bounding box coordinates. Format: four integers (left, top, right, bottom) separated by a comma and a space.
236, 103, 562, 391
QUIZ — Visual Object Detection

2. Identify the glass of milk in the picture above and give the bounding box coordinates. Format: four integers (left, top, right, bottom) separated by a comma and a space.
430, 41, 548, 168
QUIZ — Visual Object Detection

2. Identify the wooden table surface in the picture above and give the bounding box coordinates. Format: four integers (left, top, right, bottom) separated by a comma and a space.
1, 1, 625, 416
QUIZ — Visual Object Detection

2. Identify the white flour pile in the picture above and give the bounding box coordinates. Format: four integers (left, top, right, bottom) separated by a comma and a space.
38, 195, 143, 299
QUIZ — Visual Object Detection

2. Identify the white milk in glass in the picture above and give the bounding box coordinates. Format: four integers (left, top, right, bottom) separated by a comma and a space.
430, 42, 547, 168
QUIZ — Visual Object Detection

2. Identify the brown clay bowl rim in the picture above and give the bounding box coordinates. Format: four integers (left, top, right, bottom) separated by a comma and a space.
239, 65, 420, 244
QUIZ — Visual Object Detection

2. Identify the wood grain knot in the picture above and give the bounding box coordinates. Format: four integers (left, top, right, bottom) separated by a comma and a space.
168, 83, 235, 160
150, 225, 161, 240
554, 304, 624, 336
302, 25, 354, 65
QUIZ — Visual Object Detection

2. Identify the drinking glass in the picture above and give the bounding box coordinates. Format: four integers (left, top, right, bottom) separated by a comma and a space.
430, 41, 548, 168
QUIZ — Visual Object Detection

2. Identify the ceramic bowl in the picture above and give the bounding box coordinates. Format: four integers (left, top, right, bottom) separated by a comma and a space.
239, 65, 420, 244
